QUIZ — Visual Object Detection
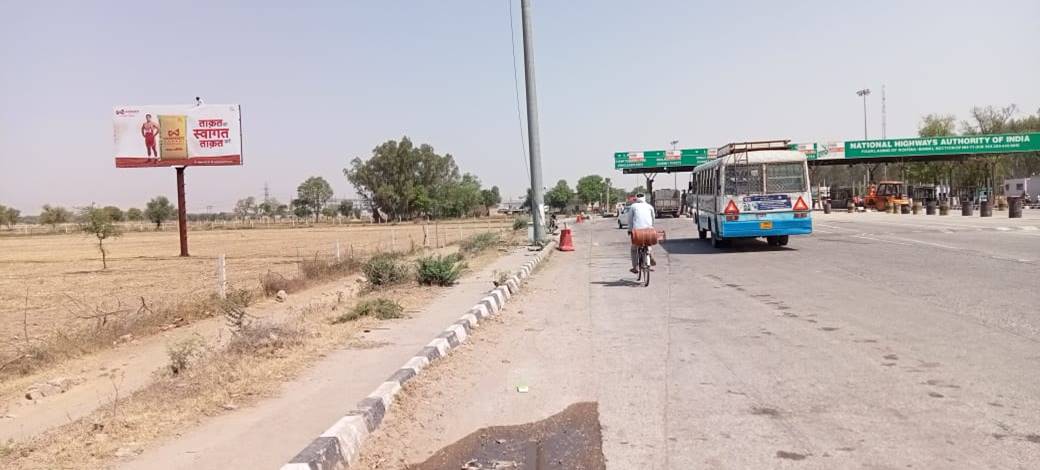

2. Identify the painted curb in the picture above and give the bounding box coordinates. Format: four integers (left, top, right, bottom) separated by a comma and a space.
281, 240, 558, 470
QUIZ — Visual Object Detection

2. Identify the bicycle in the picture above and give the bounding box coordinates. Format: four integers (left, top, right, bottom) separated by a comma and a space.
636, 245, 651, 286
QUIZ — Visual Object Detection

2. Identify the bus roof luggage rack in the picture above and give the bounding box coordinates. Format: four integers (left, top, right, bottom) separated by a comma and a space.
717, 139, 791, 158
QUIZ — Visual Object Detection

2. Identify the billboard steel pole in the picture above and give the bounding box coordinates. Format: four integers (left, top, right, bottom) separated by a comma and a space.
520, 0, 545, 243
176, 166, 189, 256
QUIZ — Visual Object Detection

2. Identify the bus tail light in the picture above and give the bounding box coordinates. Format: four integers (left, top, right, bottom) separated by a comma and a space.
794, 212, 808, 219
724, 200, 740, 221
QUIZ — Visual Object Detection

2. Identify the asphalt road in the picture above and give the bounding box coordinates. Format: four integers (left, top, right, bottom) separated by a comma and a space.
356, 211, 1040, 469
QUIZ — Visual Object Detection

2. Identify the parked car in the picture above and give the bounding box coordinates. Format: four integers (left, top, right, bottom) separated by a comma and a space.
617, 206, 629, 229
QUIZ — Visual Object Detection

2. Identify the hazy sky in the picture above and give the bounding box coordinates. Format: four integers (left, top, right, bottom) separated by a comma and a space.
2, 0, 1038, 213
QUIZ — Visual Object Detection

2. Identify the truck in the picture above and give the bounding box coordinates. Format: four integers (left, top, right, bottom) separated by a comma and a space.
652, 189, 681, 218
1005, 177, 1040, 205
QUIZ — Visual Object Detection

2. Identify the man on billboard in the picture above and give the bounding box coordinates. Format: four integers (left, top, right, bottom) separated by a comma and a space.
142, 114, 160, 157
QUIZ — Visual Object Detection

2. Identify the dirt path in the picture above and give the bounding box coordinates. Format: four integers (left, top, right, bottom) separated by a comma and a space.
0, 270, 364, 443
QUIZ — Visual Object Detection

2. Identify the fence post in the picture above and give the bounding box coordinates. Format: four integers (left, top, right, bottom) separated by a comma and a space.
458, 224, 463, 243
335, 241, 341, 262
216, 254, 227, 300
392, 228, 397, 253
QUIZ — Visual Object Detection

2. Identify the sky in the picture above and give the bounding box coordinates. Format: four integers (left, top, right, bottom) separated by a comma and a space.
2, 0, 1039, 214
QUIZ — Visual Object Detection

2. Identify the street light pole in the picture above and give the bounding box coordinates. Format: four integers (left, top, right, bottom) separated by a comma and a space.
520, 0, 546, 243
856, 88, 871, 139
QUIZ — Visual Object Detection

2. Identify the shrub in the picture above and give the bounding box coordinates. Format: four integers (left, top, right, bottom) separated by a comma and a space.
460, 232, 500, 254
167, 336, 206, 375
362, 253, 411, 286
259, 271, 305, 296
299, 255, 362, 281
416, 253, 465, 286
333, 298, 404, 324
226, 322, 303, 356
513, 216, 530, 231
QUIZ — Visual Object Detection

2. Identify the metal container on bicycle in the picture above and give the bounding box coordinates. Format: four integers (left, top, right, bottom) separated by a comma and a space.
630, 228, 659, 247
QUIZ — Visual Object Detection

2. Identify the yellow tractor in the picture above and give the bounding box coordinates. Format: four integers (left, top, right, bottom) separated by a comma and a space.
864, 181, 910, 212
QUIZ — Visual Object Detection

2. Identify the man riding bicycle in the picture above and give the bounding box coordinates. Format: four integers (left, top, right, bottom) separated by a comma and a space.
627, 194, 657, 274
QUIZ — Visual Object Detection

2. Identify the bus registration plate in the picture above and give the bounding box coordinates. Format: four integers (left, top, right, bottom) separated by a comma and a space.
759, 220, 773, 230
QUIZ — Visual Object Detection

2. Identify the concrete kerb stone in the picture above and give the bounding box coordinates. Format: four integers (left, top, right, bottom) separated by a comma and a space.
279, 242, 557, 470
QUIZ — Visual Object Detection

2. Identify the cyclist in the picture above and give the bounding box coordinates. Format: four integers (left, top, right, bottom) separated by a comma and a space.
627, 194, 656, 274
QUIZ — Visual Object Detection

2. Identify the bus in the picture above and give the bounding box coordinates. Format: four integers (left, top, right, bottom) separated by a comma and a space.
690, 140, 812, 248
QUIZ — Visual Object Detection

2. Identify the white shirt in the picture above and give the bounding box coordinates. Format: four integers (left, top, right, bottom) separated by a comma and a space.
627, 201, 655, 229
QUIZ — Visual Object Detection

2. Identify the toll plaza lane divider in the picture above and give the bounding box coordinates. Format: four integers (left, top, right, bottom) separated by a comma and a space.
280, 240, 558, 470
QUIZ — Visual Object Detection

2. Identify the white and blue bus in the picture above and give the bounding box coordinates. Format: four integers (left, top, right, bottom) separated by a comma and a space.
690, 141, 812, 248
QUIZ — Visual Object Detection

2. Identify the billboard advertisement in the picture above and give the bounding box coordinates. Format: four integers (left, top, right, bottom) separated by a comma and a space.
113, 104, 242, 168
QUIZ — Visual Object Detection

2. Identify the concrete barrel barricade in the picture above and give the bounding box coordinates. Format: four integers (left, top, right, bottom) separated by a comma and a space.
980, 200, 992, 217
925, 200, 936, 215
1009, 197, 1023, 218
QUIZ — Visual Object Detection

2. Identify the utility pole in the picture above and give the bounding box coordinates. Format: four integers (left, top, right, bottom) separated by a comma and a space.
263, 182, 270, 204
856, 88, 871, 139
881, 85, 887, 139
520, 0, 546, 243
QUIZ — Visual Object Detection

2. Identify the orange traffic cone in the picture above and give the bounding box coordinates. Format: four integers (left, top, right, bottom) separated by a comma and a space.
558, 227, 575, 251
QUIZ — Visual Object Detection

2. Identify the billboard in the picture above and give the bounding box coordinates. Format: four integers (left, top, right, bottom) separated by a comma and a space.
845, 133, 1040, 158
614, 148, 709, 170
113, 104, 242, 168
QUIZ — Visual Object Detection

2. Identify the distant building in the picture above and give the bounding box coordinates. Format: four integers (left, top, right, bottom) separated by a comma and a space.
497, 201, 527, 214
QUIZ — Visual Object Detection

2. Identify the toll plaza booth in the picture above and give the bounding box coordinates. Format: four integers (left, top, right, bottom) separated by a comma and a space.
613, 148, 713, 214
799, 132, 1040, 217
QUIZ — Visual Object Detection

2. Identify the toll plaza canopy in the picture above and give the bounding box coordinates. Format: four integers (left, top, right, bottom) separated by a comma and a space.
615, 132, 1040, 173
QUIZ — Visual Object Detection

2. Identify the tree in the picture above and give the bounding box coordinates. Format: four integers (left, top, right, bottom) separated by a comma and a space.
292, 199, 313, 219
544, 179, 575, 211
126, 208, 144, 221
337, 200, 354, 218
918, 114, 957, 137
345, 136, 461, 221
101, 206, 124, 222
0, 204, 18, 228
296, 177, 333, 222
234, 196, 258, 219
576, 175, 608, 205
628, 186, 647, 197
480, 186, 502, 215
145, 196, 175, 230
39, 204, 72, 228
79, 205, 122, 269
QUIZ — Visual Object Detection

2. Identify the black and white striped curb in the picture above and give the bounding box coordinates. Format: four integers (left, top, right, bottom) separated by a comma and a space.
281, 240, 557, 470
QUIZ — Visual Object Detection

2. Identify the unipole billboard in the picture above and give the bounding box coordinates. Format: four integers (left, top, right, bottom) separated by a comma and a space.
112, 103, 244, 257
113, 104, 243, 168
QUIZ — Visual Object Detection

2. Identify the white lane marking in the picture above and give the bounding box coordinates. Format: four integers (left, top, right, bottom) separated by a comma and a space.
1022, 226, 1038, 231
884, 236, 959, 250
852, 235, 911, 246
995, 227, 1011, 231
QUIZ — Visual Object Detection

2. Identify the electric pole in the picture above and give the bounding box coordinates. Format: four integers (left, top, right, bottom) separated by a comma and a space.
263, 182, 270, 203
520, 0, 546, 243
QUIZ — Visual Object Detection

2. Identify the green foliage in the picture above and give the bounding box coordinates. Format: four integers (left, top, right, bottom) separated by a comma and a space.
101, 206, 124, 222
167, 336, 206, 375
416, 253, 465, 286
39, 204, 72, 227
321, 206, 338, 218
79, 204, 122, 269
337, 200, 354, 217
0, 204, 20, 228
144, 196, 175, 229
480, 186, 502, 212
291, 199, 313, 219
126, 207, 144, 221
576, 175, 607, 205
346, 136, 496, 221
512, 216, 530, 231
234, 196, 258, 218
918, 114, 957, 137
545, 179, 575, 210
461, 232, 500, 254
296, 177, 334, 222
361, 253, 411, 286
333, 298, 404, 324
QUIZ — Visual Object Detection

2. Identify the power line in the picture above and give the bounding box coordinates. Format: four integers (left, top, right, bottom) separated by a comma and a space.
507, 0, 531, 184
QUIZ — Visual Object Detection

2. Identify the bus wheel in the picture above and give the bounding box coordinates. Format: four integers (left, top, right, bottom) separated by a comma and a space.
711, 234, 724, 249
778, 235, 789, 246
766, 236, 778, 246
698, 227, 707, 240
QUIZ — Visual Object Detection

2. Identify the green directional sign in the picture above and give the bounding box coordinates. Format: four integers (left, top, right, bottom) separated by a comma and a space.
845, 132, 1040, 158
614, 148, 709, 170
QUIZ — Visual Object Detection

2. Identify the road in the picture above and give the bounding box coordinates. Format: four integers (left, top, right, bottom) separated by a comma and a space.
356, 211, 1040, 469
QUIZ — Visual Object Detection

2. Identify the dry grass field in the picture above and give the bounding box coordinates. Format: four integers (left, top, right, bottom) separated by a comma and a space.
0, 219, 513, 356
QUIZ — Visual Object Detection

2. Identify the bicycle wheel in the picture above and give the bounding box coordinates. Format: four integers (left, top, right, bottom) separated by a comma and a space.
641, 249, 651, 287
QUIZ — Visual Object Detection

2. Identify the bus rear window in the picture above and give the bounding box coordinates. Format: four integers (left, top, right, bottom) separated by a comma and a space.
765, 163, 806, 193
724, 165, 763, 195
